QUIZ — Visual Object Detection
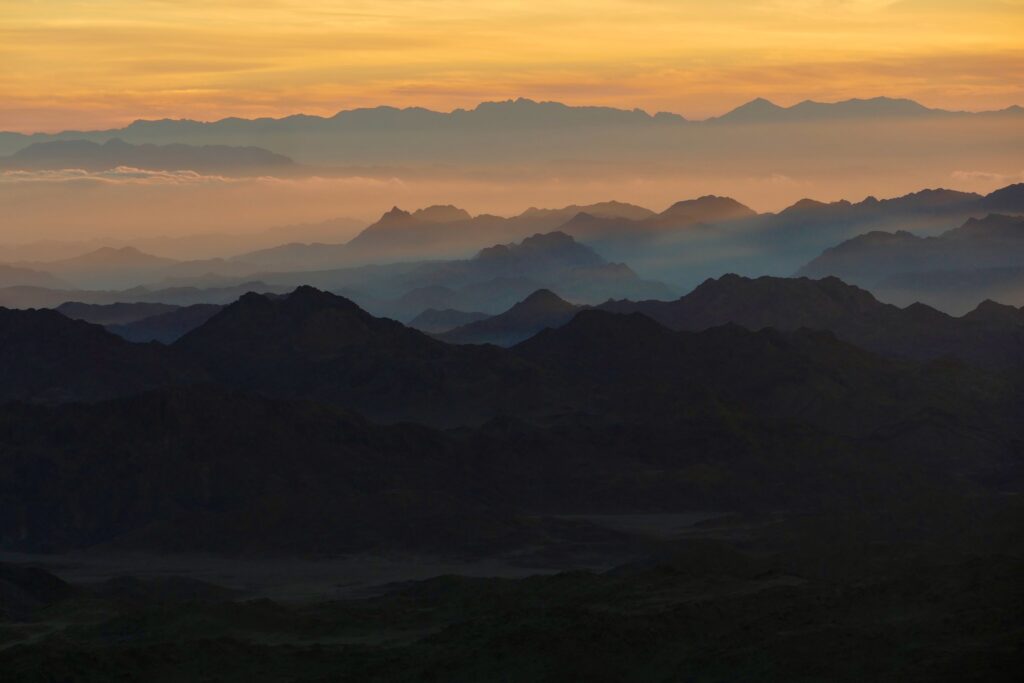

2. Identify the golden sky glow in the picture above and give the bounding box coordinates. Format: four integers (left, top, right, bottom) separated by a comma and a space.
1, 0, 1022, 132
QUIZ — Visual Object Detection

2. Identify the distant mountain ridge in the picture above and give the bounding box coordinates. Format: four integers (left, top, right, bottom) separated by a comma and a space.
2, 138, 294, 172
708, 96, 1022, 123
1, 97, 1018, 162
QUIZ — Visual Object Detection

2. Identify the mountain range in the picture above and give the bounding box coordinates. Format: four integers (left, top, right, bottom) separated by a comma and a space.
1, 138, 294, 173
3, 183, 1022, 316
1, 98, 1020, 173
431, 275, 1024, 371
2, 97, 1020, 159
2, 282, 1020, 554
231, 184, 1024, 296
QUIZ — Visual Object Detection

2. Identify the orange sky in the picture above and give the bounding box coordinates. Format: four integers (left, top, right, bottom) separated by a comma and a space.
1, 0, 1022, 132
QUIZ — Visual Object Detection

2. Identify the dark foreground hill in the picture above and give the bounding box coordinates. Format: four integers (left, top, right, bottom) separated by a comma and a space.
173, 286, 551, 426
0, 307, 203, 404
3, 286, 1021, 556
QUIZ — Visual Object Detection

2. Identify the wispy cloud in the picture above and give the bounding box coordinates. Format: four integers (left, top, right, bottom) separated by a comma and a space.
950, 169, 1024, 184
0, 167, 406, 188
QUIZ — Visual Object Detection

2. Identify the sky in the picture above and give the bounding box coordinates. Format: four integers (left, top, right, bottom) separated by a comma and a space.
2, 0, 1023, 132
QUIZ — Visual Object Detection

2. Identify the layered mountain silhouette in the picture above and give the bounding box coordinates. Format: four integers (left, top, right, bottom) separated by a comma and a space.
599, 274, 1024, 369
5, 183, 1017, 314
2, 97, 1018, 164
798, 213, 1024, 312
106, 303, 223, 343
232, 184, 1024, 302
640, 185, 1024, 292
233, 231, 673, 320
2, 138, 294, 173
238, 201, 660, 269
3, 284, 1020, 555
440, 289, 581, 346
799, 214, 1024, 284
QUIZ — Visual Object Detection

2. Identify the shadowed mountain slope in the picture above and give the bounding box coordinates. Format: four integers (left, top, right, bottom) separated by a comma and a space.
0, 307, 203, 404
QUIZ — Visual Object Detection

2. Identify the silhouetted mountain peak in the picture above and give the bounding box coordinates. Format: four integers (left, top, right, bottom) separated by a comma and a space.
902, 301, 949, 324
520, 230, 576, 248
717, 98, 786, 122
178, 287, 396, 362
474, 231, 605, 268
517, 288, 575, 311
438, 289, 582, 346
381, 206, 412, 220
962, 299, 1024, 324
657, 195, 756, 224
411, 205, 472, 223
